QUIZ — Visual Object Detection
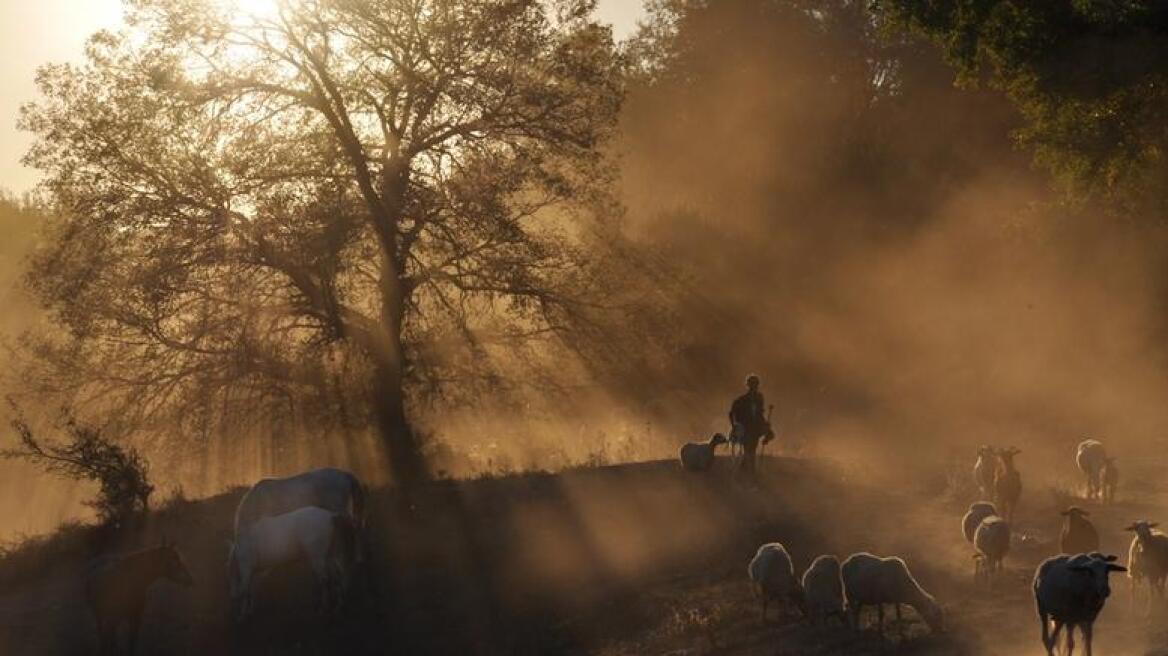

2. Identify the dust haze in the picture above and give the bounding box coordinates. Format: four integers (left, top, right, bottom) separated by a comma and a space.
1, 1, 1167, 655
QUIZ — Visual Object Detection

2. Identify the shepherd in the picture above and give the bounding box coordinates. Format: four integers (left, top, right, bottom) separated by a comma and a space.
729, 374, 775, 480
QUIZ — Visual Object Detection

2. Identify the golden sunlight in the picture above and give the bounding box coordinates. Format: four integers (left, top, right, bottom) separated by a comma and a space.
223, 0, 283, 21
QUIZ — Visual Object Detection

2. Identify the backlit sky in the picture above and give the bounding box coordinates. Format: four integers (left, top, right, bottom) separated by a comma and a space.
0, 0, 646, 194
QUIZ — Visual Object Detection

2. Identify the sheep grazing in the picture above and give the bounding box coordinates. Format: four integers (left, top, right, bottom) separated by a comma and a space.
1033, 552, 1126, 656
1101, 458, 1118, 504
801, 555, 845, 625
841, 553, 944, 636
962, 501, 998, 544
1060, 507, 1100, 555
1124, 520, 1168, 614
679, 433, 728, 472
748, 542, 806, 622
1075, 439, 1107, 501
993, 447, 1022, 523
973, 445, 997, 500
974, 516, 1010, 586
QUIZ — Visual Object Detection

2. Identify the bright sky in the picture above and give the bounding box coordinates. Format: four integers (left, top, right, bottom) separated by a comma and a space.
0, 0, 646, 195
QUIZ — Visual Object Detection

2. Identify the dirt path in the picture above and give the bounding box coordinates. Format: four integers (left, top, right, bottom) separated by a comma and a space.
0, 455, 1165, 655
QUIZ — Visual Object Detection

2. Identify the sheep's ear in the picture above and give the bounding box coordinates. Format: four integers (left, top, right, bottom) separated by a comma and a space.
1150, 522, 1161, 529
1108, 564, 1128, 573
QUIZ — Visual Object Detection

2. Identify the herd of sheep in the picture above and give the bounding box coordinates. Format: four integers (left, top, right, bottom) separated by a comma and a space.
683, 435, 1168, 655
954, 439, 1166, 654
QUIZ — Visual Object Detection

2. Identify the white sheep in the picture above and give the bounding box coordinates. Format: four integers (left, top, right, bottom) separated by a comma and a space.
1124, 520, 1168, 614
748, 542, 806, 622
962, 501, 998, 544
841, 552, 944, 636
801, 554, 844, 625
993, 447, 1022, 523
1075, 439, 1107, 501
973, 445, 997, 500
973, 516, 1010, 586
1033, 552, 1126, 656
678, 433, 728, 472
1059, 507, 1099, 555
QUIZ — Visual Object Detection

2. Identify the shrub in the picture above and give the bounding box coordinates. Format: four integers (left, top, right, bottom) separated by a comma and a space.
3, 406, 153, 527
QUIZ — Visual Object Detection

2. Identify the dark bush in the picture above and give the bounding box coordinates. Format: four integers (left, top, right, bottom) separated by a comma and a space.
3, 406, 153, 527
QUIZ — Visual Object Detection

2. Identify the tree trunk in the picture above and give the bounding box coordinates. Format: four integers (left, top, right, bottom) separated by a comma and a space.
371, 251, 427, 488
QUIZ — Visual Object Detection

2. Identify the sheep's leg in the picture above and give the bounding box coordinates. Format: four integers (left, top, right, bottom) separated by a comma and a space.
1049, 619, 1066, 656
849, 604, 862, 632
761, 598, 768, 624
1038, 612, 1053, 655
1082, 622, 1093, 656
877, 604, 884, 637
1065, 623, 1075, 656
895, 603, 903, 638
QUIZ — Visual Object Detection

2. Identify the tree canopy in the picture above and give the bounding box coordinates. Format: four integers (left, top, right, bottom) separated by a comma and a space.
18, 0, 624, 482
879, 0, 1168, 214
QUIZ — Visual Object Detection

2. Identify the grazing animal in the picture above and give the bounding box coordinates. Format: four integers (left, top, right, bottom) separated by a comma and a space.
228, 506, 357, 622
801, 555, 845, 625
1033, 552, 1126, 656
234, 467, 365, 535
962, 501, 998, 544
85, 539, 193, 656
1060, 507, 1100, 555
973, 445, 997, 500
974, 516, 1010, 586
841, 553, 944, 636
1124, 520, 1168, 614
993, 447, 1022, 523
1101, 458, 1118, 504
1075, 439, 1107, 501
748, 542, 806, 622
679, 433, 728, 472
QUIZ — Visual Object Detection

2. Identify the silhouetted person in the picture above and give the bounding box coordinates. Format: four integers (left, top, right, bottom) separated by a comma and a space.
730, 374, 774, 479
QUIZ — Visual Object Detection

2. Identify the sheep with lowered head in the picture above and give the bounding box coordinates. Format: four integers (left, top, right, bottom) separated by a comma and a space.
1059, 507, 1099, 555
748, 542, 806, 622
801, 555, 845, 625
1033, 552, 1126, 656
962, 501, 998, 544
841, 553, 944, 636
974, 516, 1010, 586
679, 433, 728, 472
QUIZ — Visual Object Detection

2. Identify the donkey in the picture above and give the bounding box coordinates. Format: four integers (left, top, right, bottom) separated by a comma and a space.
85, 538, 193, 655
228, 506, 357, 622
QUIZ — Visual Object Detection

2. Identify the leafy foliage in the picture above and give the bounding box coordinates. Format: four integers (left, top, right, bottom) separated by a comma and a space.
878, 0, 1168, 213
3, 405, 154, 526
17, 0, 625, 477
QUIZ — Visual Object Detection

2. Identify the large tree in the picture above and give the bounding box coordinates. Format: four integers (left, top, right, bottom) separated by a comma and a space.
19, 0, 623, 483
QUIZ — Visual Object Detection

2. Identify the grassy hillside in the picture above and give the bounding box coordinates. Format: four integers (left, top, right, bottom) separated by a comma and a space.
0, 456, 1166, 655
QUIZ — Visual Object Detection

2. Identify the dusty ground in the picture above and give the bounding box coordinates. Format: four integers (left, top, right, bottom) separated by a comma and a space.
1, 452, 1166, 655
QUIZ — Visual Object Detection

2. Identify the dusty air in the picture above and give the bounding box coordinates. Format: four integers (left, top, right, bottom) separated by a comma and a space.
1, 1, 1167, 654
